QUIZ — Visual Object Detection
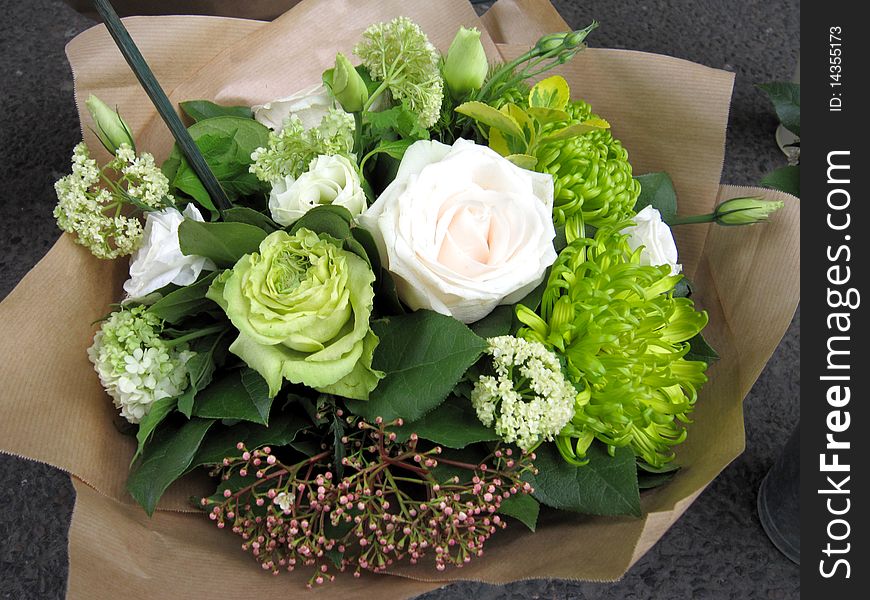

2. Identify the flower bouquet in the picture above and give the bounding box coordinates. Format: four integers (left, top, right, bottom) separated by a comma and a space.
0, 0, 799, 596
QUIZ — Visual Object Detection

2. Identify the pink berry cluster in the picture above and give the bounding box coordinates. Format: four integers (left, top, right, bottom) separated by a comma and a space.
200, 417, 536, 586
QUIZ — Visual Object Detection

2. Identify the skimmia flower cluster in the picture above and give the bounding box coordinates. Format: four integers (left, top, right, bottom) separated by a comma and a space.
201, 417, 535, 585
517, 225, 709, 467
87, 306, 194, 423
472, 336, 576, 451
250, 109, 355, 183
53, 142, 172, 258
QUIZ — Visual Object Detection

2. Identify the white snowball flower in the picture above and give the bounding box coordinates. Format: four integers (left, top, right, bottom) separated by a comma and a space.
268, 154, 367, 226
359, 138, 557, 324
252, 84, 337, 132
621, 205, 682, 275
123, 203, 216, 300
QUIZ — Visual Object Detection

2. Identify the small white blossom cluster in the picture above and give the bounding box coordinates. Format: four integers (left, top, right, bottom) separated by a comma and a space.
471, 335, 576, 451
354, 16, 444, 128
53, 143, 171, 259
87, 306, 194, 424
250, 109, 355, 183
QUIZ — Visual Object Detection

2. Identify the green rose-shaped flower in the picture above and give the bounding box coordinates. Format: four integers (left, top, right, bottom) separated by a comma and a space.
207, 228, 383, 399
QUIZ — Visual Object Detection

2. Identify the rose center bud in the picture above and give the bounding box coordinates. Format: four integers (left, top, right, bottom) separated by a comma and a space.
435, 191, 511, 277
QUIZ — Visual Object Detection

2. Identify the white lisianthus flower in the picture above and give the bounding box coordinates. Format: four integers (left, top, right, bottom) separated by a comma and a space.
621, 205, 682, 275
268, 154, 367, 226
359, 139, 556, 324
252, 84, 337, 132
123, 204, 216, 300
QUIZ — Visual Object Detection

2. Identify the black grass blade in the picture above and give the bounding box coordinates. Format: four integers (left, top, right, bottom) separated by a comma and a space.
91, 0, 231, 213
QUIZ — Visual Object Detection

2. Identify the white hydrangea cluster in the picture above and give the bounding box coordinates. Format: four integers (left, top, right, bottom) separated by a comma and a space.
471, 335, 576, 451
354, 17, 444, 128
53, 143, 172, 259
250, 109, 355, 183
87, 306, 194, 424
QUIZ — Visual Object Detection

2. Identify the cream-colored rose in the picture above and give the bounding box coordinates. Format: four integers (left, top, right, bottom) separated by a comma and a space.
621, 205, 682, 275
359, 139, 557, 323
268, 154, 367, 226
252, 84, 336, 132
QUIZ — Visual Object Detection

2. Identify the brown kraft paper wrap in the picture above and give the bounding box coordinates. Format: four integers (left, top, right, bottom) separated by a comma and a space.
0, 0, 799, 595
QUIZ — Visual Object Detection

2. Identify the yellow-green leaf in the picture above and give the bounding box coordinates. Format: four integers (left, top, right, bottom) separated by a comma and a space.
488, 127, 511, 156
455, 101, 524, 140
529, 75, 570, 110
501, 103, 536, 146
540, 117, 610, 143
506, 154, 539, 170
527, 106, 571, 125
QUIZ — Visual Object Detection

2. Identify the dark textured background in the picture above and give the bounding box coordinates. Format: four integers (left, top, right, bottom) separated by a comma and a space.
0, 0, 799, 598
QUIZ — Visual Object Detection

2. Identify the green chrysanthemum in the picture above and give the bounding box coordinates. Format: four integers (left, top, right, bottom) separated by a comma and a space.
516, 224, 709, 467
534, 101, 640, 231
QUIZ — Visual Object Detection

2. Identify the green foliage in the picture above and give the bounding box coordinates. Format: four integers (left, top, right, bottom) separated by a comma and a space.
221, 207, 280, 232
133, 396, 177, 462
176, 332, 228, 417
127, 416, 216, 515
634, 172, 678, 224
180, 100, 253, 123
178, 219, 268, 268
191, 369, 273, 426
146, 272, 219, 324
346, 311, 488, 422
758, 82, 800, 137
393, 396, 498, 448
498, 493, 540, 532
761, 165, 799, 197
527, 442, 641, 517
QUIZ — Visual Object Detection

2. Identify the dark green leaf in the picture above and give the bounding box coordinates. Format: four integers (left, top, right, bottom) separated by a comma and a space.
634, 172, 678, 224
365, 104, 430, 141
528, 442, 641, 517
761, 164, 799, 197
186, 414, 309, 473
146, 272, 219, 323
192, 369, 273, 425
758, 82, 800, 137
127, 417, 215, 515
171, 116, 270, 209
133, 396, 177, 462
289, 206, 371, 267
673, 278, 692, 299
346, 311, 488, 422
352, 227, 403, 315
393, 396, 498, 448
180, 100, 253, 123
177, 333, 228, 418
361, 139, 415, 170
178, 219, 268, 268
470, 305, 514, 338
331, 414, 346, 478
222, 206, 280, 232
498, 493, 540, 532
684, 332, 720, 364
638, 465, 680, 489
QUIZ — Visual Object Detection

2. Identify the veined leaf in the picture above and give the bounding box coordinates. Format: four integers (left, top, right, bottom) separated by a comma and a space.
392, 396, 498, 448
146, 272, 219, 324
539, 118, 609, 144
506, 153, 539, 170
498, 493, 540, 532
178, 219, 268, 268
192, 369, 273, 426
455, 101, 524, 140
180, 100, 253, 123
634, 172, 678, 224
529, 75, 570, 111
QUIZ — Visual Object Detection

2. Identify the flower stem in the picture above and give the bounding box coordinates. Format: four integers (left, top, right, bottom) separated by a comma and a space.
163, 324, 228, 347
669, 213, 716, 226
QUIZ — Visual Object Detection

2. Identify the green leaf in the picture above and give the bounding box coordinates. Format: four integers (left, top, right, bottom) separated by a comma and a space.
529, 75, 570, 110
222, 207, 280, 232
684, 332, 720, 364
289, 206, 370, 267
180, 100, 253, 123
526, 107, 570, 125
171, 116, 270, 209
346, 311, 488, 422
637, 461, 680, 489
361, 139, 415, 171
192, 369, 273, 425
177, 333, 228, 418
539, 118, 609, 144
127, 417, 215, 515
178, 219, 268, 268
758, 82, 800, 137
393, 396, 498, 448
186, 414, 309, 474
470, 305, 514, 338
351, 227, 403, 315
455, 101, 524, 140
761, 164, 799, 197
505, 153, 538, 170
528, 442, 641, 517
634, 172, 678, 223
498, 493, 540, 532
133, 396, 177, 462
146, 272, 219, 324
365, 103, 430, 141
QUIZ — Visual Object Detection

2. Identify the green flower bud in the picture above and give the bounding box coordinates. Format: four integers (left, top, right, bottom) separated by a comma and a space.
713, 196, 784, 226
85, 94, 136, 154
534, 32, 569, 54
207, 228, 383, 399
443, 27, 489, 97
331, 53, 369, 113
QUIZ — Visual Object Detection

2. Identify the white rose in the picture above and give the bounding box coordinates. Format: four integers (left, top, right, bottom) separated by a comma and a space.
252, 84, 336, 132
268, 154, 367, 226
123, 204, 216, 299
359, 139, 557, 324
621, 205, 682, 275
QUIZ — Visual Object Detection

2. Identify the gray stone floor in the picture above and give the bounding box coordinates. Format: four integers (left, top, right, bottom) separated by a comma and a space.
0, 0, 799, 598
